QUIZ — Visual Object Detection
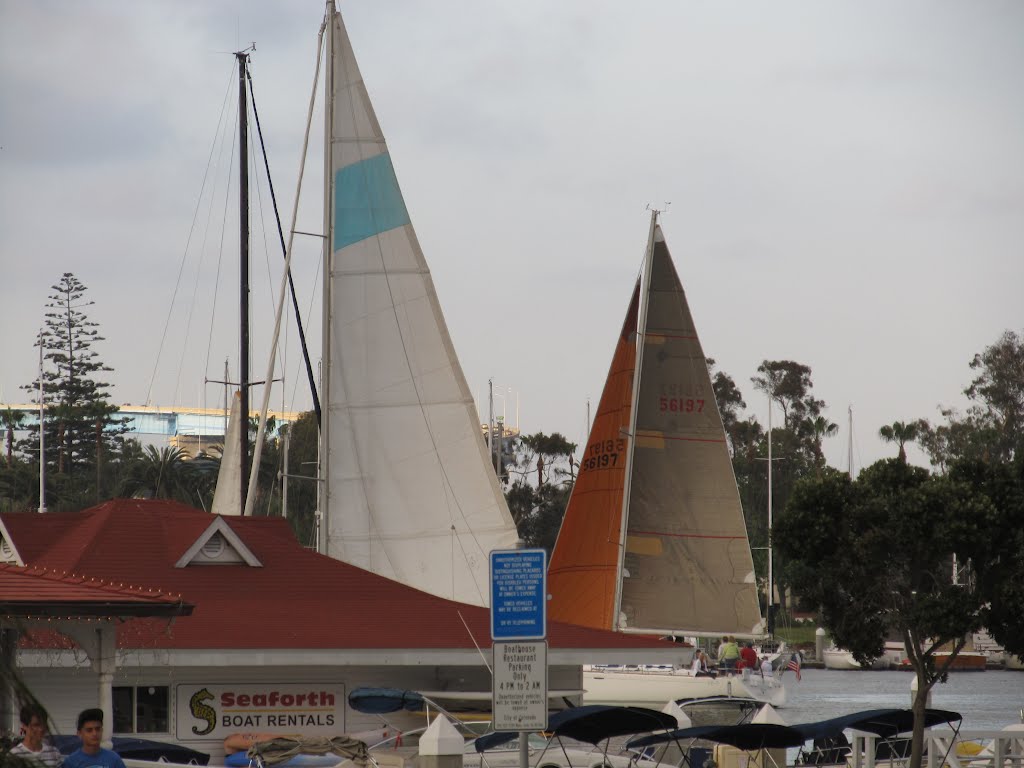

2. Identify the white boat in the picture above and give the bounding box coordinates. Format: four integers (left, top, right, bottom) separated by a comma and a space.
822, 646, 887, 670
545, 212, 785, 707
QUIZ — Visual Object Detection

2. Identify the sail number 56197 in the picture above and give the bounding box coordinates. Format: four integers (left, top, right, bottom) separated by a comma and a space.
659, 397, 705, 413
581, 438, 626, 472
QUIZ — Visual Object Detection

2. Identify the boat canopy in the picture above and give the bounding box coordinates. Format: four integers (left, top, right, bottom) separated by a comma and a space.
475, 705, 678, 752
348, 687, 426, 714
626, 708, 963, 752
792, 708, 963, 741
628, 723, 806, 751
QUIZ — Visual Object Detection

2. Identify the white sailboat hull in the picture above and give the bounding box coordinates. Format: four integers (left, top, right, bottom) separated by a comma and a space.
583, 666, 787, 709
822, 647, 884, 670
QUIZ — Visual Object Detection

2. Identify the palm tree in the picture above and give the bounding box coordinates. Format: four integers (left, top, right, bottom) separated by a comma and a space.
879, 420, 925, 463
118, 445, 197, 502
809, 415, 839, 470
0, 407, 27, 466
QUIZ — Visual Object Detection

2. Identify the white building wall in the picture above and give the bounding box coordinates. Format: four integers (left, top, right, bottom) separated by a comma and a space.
21, 658, 581, 760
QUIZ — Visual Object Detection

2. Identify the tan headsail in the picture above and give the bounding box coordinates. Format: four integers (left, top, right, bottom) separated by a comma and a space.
549, 213, 763, 637
319, 4, 519, 607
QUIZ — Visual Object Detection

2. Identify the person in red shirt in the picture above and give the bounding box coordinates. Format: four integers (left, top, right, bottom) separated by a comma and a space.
738, 641, 758, 670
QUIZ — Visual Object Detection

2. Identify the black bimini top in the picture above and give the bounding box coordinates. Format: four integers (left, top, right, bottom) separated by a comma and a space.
475, 705, 678, 752
626, 708, 962, 753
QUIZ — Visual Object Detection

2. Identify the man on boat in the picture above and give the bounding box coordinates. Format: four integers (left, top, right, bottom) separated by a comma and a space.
10, 704, 63, 768
717, 635, 740, 671
738, 641, 759, 670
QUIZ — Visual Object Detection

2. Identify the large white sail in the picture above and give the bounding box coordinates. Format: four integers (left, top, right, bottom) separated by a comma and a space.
320, 5, 519, 606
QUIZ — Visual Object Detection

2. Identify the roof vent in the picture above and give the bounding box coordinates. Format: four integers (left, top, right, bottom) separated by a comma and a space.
201, 533, 225, 559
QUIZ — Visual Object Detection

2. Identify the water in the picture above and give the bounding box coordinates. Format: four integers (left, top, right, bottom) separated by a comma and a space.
781, 669, 1023, 730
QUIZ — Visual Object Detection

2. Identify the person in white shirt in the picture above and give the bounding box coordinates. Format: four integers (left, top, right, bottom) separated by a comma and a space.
760, 657, 774, 678
10, 703, 63, 768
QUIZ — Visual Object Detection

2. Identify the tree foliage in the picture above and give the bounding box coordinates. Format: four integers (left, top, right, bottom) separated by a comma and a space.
920, 330, 1024, 468
775, 457, 1024, 768
503, 432, 577, 551
20, 273, 128, 502
878, 419, 927, 463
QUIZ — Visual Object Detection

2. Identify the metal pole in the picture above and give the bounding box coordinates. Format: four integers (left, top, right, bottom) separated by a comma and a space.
282, 431, 290, 520
767, 394, 774, 636
237, 50, 251, 513
488, 378, 495, 473
38, 331, 46, 513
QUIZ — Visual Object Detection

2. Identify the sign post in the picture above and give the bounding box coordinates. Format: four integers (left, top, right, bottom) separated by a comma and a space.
490, 548, 548, 738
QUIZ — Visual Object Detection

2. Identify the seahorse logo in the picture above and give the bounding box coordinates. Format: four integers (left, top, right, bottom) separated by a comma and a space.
189, 687, 216, 735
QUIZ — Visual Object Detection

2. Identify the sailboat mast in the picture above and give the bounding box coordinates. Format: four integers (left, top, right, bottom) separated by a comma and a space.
767, 394, 774, 636
319, 0, 335, 554
611, 209, 659, 631
237, 50, 251, 513
38, 330, 46, 514
847, 404, 854, 478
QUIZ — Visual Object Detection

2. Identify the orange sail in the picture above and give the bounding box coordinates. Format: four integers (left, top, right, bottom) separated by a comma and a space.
547, 282, 640, 630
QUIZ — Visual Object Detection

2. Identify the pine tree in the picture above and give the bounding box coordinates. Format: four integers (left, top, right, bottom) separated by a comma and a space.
22, 273, 127, 503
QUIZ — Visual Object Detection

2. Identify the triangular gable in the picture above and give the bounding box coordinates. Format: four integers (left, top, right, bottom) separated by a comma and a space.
0, 519, 24, 566
174, 516, 262, 568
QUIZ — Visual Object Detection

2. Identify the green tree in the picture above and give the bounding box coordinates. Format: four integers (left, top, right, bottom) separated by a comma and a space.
920, 330, 1024, 468
775, 458, 1024, 768
22, 274, 127, 504
508, 432, 577, 490
751, 360, 824, 429
878, 419, 927, 463
277, 411, 319, 546
708, 358, 746, 454
809, 415, 839, 471
1, 407, 27, 467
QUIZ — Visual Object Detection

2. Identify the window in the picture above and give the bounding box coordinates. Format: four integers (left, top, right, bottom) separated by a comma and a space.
112, 686, 169, 734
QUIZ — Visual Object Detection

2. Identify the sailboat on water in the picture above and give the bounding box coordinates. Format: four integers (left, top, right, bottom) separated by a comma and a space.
547, 211, 786, 707
246, 1, 521, 606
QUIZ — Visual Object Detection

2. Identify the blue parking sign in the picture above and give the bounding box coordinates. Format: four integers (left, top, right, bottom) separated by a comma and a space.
490, 549, 547, 640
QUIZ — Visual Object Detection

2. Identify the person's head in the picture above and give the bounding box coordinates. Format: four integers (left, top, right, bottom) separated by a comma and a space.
19, 703, 48, 749
721, 635, 728, 643
77, 708, 104, 753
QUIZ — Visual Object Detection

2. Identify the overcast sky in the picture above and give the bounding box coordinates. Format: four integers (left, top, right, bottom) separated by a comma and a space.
1, 0, 1021, 472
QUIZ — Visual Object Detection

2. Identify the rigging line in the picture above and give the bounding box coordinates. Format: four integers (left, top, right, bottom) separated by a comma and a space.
197, 79, 239, 394
248, 97, 278, 388
144, 66, 235, 406
243, 17, 325, 518
288, 250, 322, 413
247, 68, 322, 427
177, 82, 239, 405
201, 101, 240, 392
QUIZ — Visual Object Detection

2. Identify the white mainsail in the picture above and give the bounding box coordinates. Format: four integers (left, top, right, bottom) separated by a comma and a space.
211, 391, 243, 517
320, 4, 519, 606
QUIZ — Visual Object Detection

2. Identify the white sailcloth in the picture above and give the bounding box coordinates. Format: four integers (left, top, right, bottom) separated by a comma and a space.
211, 391, 243, 517
321, 6, 519, 606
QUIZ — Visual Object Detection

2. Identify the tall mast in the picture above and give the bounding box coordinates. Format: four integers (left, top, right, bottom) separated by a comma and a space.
611, 209, 659, 631
237, 50, 251, 513
319, 0, 335, 553
767, 394, 774, 636
38, 330, 46, 514
847, 404, 854, 478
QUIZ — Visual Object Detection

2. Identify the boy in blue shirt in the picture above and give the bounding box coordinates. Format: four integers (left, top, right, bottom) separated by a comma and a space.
63, 709, 125, 768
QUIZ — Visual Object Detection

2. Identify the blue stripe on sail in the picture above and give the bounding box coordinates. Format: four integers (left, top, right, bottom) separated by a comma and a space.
333, 153, 411, 251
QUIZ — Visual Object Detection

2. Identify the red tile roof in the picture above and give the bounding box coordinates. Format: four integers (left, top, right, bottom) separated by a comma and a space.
0, 563, 193, 618
1, 499, 678, 653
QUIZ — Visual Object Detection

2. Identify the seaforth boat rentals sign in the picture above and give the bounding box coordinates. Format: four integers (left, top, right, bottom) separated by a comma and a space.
176, 684, 345, 740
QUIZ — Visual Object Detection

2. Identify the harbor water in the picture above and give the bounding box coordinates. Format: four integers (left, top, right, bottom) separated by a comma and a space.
781, 669, 1023, 730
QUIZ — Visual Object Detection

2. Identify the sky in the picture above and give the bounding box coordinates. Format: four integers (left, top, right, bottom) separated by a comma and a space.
1, 0, 1021, 473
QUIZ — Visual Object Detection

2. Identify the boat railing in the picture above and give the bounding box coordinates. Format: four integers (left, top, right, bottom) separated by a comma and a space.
847, 729, 1024, 768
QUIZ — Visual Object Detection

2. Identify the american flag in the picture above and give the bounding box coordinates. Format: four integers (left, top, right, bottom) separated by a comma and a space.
785, 651, 802, 681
